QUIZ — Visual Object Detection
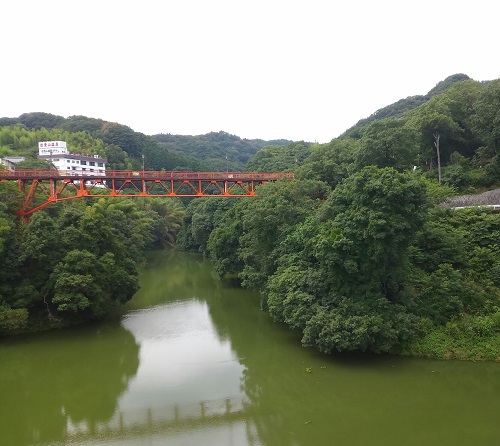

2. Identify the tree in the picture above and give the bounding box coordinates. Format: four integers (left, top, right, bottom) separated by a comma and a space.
0, 204, 18, 305
245, 142, 310, 173
179, 198, 234, 253
472, 79, 500, 149
207, 178, 329, 286
51, 250, 138, 318
407, 96, 464, 181
237, 179, 329, 290
356, 118, 419, 171
471, 78, 500, 178
207, 204, 246, 279
134, 197, 185, 249
17, 212, 62, 307
297, 138, 358, 189
18, 112, 65, 130
266, 167, 429, 353
319, 166, 429, 299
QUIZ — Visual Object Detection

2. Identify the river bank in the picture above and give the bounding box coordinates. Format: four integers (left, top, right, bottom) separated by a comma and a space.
3, 246, 500, 362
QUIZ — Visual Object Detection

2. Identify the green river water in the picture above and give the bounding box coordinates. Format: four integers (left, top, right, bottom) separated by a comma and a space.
1, 250, 500, 446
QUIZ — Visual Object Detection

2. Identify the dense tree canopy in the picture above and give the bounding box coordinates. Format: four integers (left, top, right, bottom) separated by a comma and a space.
296, 138, 358, 189
355, 119, 419, 170
245, 142, 310, 172
265, 168, 429, 353
207, 178, 329, 289
0, 185, 185, 333
0, 115, 292, 172
3, 73, 500, 359
153, 131, 291, 172
340, 74, 472, 139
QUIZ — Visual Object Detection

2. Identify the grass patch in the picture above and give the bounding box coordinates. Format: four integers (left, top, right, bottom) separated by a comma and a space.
402, 312, 500, 361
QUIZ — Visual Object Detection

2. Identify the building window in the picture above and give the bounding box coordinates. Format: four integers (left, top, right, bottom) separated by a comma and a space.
90, 161, 95, 166
67, 160, 70, 163
98, 162, 103, 167
81, 161, 87, 165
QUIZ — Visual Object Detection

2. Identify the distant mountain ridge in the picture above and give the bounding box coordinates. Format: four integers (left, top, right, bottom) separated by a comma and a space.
0, 73, 486, 171
0, 114, 291, 172
152, 131, 292, 171
340, 73, 475, 139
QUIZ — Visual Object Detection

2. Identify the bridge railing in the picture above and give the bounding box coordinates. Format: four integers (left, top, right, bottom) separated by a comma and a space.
0, 169, 294, 181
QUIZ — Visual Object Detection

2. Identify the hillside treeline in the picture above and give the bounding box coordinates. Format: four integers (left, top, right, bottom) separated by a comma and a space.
180, 77, 500, 360
0, 114, 288, 172
2, 75, 500, 360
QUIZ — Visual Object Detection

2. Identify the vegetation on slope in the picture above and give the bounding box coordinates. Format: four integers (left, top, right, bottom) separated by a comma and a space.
2, 74, 500, 361
0, 114, 290, 172
182, 75, 500, 360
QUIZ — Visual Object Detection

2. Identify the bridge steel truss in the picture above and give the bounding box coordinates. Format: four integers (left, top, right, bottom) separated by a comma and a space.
0, 169, 294, 218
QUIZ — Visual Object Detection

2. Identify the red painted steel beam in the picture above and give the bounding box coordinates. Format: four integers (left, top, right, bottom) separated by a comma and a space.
0, 170, 293, 218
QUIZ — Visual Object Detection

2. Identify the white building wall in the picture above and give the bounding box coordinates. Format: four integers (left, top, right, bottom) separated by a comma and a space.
38, 141, 68, 156
38, 141, 107, 176
0, 156, 25, 170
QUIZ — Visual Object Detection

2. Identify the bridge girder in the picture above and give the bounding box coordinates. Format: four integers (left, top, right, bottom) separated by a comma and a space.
0, 170, 293, 219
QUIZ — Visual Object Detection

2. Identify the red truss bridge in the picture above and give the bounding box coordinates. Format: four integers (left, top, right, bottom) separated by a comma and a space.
0, 169, 294, 218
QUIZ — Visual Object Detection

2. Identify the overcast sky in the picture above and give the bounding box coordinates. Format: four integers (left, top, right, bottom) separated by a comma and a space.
2, 0, 498, 143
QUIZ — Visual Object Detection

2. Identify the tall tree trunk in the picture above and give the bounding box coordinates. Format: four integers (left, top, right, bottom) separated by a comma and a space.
433, 131, 441, 183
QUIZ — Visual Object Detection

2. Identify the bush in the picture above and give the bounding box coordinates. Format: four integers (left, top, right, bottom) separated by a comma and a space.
0, 306, 28, 333
404, 312, 500, 360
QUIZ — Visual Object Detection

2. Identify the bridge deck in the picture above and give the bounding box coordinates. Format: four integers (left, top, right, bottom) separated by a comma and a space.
0, 169, 294, 218
0, 169, 293, 181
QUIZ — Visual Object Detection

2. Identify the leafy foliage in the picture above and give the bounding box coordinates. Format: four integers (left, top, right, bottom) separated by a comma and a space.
296, 138, 358, 189
265, 168, 429, 353
178, 73, 500, 358
245, 141, 310, 172
3, 73, 500, 359
1, 115, 292, 173
0, 182, 185, 332
355, 118, 419, 170
206, 179, 329, 287
178, 198, 236, 252
340, 74, 471, 139
153, 131, 292, 172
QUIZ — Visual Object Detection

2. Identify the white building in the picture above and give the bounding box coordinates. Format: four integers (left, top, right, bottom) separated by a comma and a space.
37, 141, 107, 176
0, 156, 25, 170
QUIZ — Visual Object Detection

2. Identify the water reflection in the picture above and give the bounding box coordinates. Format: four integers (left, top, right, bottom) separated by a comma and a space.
0, 323, 139, 446
121, 301, 244, 407
2, 250, 500, 446
206, 275, 500, 446
122, 250, 500, 446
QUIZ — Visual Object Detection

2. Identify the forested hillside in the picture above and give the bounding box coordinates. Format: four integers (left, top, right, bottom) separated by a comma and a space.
340, 73, 474, 139
153, 132, 291, 171
248, 76, 500, 193
0, 113, 289, 172
180, 75, 500, 360
0, 112, 288, 333
2, 74, 500, 361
